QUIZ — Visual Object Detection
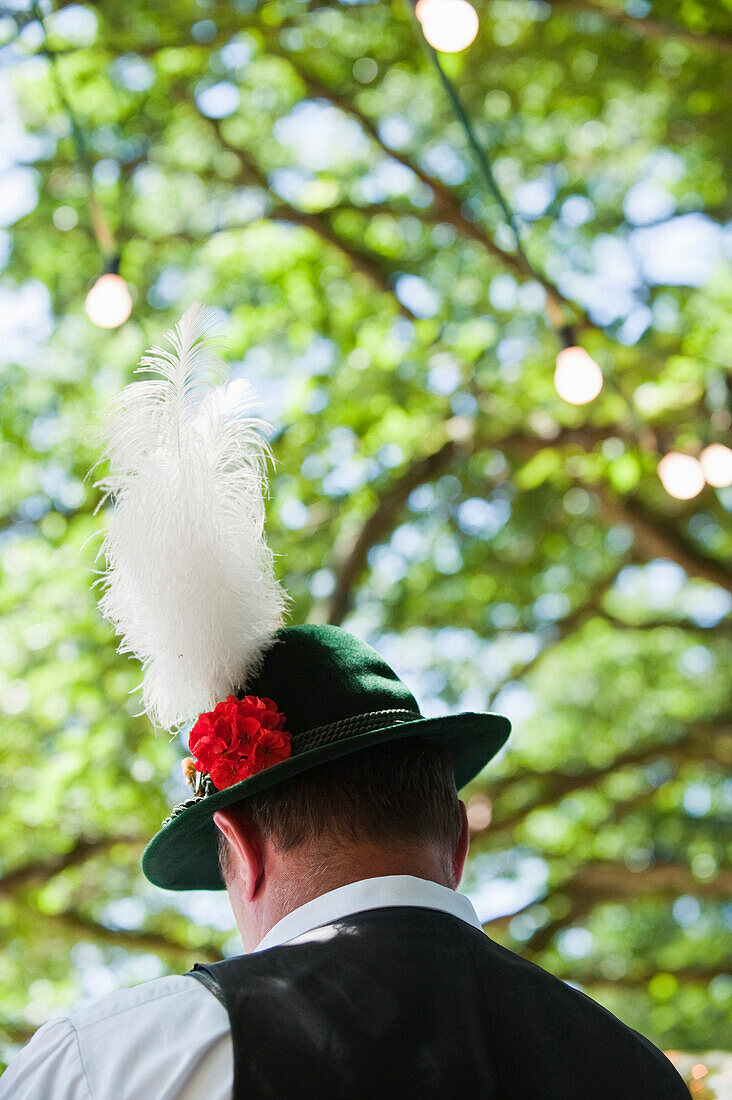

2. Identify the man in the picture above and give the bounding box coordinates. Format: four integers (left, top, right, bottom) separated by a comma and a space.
2, 309, 690, 1096
1, 625, 690, 1098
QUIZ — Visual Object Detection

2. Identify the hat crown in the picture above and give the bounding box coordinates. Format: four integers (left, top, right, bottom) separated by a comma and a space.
244, 625, 420, 736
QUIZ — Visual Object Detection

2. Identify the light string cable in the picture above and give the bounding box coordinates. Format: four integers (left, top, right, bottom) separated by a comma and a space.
29, 0, 117, 260
403, 6, 691, 465
409, 18, 731, 488
405, 0, 565, 332
405, 7, 671, 428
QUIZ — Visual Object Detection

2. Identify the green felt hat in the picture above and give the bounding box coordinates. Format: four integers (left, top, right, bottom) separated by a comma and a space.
142, 624, 510, 891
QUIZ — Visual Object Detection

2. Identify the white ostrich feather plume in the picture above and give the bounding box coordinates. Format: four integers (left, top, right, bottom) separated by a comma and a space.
90, 302, 288, 733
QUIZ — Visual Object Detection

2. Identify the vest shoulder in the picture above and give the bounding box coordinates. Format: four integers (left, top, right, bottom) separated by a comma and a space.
457, 921, 689, 1091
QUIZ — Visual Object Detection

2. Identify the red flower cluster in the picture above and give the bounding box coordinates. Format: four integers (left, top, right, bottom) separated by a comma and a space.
188, 695, 291, 790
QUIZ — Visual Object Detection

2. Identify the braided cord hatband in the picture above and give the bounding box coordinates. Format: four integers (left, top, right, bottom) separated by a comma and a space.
292, 708, 419, 753
162, 708, 420, 826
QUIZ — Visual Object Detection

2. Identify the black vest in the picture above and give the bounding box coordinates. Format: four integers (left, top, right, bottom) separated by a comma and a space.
190, 907, 689, 1099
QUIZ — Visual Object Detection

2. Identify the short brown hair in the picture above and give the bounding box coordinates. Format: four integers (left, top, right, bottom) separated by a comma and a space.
218, 737, 462, 866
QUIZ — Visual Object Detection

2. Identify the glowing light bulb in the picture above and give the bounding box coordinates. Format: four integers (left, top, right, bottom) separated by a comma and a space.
414, 0, 479, 52
657, 452, 705, 500
700, 443, 732, 488
553, 346, 603, 405
85, 273, 132, 328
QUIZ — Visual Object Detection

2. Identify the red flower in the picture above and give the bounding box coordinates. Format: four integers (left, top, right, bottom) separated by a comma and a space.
189, 695, 291, 790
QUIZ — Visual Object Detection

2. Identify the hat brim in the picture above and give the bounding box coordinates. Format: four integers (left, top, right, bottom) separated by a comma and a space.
142, 711, 510, 891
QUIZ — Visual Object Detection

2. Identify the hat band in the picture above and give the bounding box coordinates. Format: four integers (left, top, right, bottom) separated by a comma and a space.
161, 708, 421, 827
292, 708, 420, 754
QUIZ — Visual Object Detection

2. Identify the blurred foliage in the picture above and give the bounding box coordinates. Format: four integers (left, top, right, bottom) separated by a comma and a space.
0, 0, 730, 1087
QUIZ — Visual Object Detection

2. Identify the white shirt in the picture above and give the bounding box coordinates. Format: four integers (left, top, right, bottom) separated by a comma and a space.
0, 876, 482, 1100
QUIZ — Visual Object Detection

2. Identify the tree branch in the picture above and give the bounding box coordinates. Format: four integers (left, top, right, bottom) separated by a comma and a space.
599, 611, 732, 634
271, 204, 414, 315
550, 0, 732, 55
595, 491, 732, 595
50, 909, 225, 964
326, 424, 635, 624
0, 835, 144, 897
481, 717, 730, 840
0, 1017, 36, 1045
504, 432, 730, 594
479, 719, 728, 942
204, 117, 416, 319
573, 860, 732, 899
517, 856, 732, 957
484, 555, 630, 706
271, 48, 589, 329
327, 436, 468, 624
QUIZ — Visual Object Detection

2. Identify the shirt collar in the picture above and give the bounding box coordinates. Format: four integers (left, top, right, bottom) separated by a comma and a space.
255, 874, 483, 953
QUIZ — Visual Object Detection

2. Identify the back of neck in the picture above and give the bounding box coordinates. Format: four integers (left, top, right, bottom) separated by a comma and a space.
261, 843, 453, 939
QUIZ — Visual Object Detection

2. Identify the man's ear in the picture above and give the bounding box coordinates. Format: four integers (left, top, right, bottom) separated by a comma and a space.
451, 800, 470, 887
213, 808, 265, 901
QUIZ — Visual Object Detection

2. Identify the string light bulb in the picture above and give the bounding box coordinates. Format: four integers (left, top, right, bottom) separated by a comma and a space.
700, 443, 732, 488
554, 345, 603, 405
657, 452, 705, 500
85, 263, 132, 329
414, 0, 479, 52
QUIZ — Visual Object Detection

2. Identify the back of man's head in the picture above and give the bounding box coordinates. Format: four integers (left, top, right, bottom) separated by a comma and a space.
218, 737, 464, 891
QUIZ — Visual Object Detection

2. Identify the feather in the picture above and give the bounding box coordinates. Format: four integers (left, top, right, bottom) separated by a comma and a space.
90, 302, 289, 733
